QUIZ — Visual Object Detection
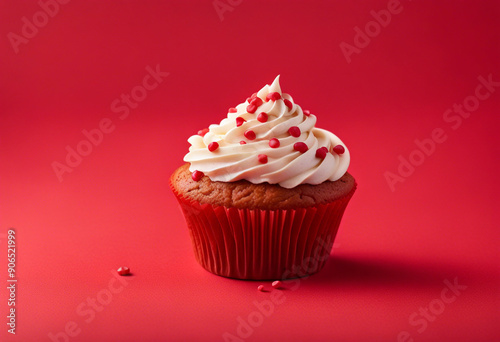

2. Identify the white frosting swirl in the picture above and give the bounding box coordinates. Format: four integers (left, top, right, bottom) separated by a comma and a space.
184, 76, 350, 189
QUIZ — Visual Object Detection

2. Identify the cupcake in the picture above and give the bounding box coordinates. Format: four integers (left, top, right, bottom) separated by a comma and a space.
170, 76, 356, 280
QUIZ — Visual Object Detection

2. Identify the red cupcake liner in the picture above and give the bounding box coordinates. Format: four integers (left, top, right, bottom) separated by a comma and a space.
170, 182, 356, 280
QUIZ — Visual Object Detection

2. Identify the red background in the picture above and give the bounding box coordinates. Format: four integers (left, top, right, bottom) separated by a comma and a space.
1, 1, 499, 341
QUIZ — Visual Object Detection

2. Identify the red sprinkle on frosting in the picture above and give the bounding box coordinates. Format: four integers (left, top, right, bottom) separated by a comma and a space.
294, 142, 308, 153
197, 128, 209, 137
247, 96, 263, 113
288, 126, 301, 137
192, 170, 204, 181
266, 92, 281, 101
228, 107, 237, 113
272, 280, 282, 289
208, 142, 219, 152
333, 145, 345, 155
284, 99, 293, 110
257, 112, 268, 123
236, 117, 246, 127
247, 104, 258, 114
240, 141, 246, 145
257, 285, 265, 292
246, 92, 258, 103
244, 130, 256, 140
269, 138, 280, 148
258, 154, 268, 164
303, 109, 311, 116
316, 147, 328, 159
250, 97, 263, 107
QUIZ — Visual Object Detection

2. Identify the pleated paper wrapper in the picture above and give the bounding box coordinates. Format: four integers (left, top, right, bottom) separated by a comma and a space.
171, 182, 356, 280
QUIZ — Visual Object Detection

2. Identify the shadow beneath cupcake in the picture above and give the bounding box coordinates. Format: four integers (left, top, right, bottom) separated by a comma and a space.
311, 254, 473, 289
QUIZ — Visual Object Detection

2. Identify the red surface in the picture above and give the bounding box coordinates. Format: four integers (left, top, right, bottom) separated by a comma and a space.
1, 1, 499, 341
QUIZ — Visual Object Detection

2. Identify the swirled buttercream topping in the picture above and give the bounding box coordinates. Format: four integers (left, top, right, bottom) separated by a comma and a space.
184, 76, 350, 188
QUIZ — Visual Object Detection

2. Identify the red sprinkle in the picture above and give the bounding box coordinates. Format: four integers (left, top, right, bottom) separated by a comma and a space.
208, 142, 219, 152
228, 107, 237, 113
197, 128, 209, 137
247, 97, 263, 113
117, 267, 130, 276
247, 104, 258, 114
257, 112, 268, 123
333, 145, 345, 155
244, 130, 256, 140
272, 280, 282, 289
236, 117, 246, 127
257, 285, 265, 292
269, 138, 280, 148
303, 109, 311, 116
250, 97, 263, 107
246, 92, 258, 103
288, 126, 301, 137
240, 141, 247, 145
294, 142, 308, 153
266, 92, 281, 101
284, 99, 293, 110
316, 147, 328, 159
258, 154, 268, 164
192, 170, 204, 181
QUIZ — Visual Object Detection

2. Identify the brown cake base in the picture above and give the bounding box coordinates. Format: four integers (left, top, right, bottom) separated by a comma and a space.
170, 163, 356, 210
